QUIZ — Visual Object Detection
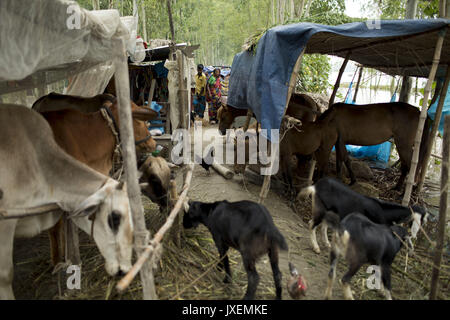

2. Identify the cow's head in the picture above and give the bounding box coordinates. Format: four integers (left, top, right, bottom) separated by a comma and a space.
69, 179, 133, 276
139, 155, 171, 211
218, 105, 234, 135
130, 102, 158, 156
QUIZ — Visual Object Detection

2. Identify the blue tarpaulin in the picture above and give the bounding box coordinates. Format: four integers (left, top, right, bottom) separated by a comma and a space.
428, 77, 450, 136
228, 19, 450, 141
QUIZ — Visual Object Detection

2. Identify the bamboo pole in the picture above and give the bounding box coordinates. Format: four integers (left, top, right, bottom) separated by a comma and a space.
259, 50, 305, 203
402, 28, 447, 206
116, 163, 194, 292
417, 66, 450, 193
169, 179, 181, 247
114, 39, 157, 300
329, 51, 351, 107
352, 66, 363, 103
430, 115, 449, 300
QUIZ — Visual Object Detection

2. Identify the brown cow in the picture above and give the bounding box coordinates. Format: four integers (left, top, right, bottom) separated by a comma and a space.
35, 94, 170, 265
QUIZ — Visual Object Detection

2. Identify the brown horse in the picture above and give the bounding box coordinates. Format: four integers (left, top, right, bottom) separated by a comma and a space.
232, 119, 336, 194
320, 102, 431, 189
218, 93, 320, 135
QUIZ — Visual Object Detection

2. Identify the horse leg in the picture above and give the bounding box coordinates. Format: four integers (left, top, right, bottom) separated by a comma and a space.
393, 140, 411, 190
340, 144, 356, 185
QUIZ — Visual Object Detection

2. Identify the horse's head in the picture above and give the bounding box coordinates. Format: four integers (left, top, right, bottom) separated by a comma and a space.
218, 104, 234, 135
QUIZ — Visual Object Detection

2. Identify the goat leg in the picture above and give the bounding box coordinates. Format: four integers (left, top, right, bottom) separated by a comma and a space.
268, 246, 282, 300
325, 249, 338, 299
309, 219, 321, 254
242, 256, 259, 300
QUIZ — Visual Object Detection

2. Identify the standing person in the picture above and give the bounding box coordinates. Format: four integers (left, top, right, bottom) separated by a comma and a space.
193, 64, 207, 120
206, 68, 222, 124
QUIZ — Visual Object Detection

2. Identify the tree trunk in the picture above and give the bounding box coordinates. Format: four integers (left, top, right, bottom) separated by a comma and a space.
290, 0, 295, 20
272, 0, 276, 25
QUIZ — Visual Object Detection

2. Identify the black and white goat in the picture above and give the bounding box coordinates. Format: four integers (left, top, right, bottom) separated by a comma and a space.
299, 177, 427, 254
183, 200, 288, 300
323, 212, 411, 300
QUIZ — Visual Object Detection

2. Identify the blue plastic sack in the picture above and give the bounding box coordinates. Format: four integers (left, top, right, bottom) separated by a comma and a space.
148, 101, 164, 134
428, 78, 450, 136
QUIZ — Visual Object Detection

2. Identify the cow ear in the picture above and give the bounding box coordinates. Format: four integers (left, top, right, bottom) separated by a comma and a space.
132, 108, 158, 121
69, 180, 114, 218
116, 180, 125, 190
70, 194, 105, 218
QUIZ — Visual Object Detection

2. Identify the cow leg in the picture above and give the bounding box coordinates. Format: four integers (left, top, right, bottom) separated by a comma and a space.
340, 263, 361, 300
242, 254, 259, 300
325, 248, 339, 299
335, 139, 343, 181
49, 218, 65, 266
393, 139, 411, 190
341, 146, 356, 185
0, 220, 17, 299
280, 153, 295, 197
381, 264, 393, 300
268, 245, 282, 300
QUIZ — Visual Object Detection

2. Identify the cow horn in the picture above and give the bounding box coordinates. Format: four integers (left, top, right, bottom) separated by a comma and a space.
117, 180, 125, 190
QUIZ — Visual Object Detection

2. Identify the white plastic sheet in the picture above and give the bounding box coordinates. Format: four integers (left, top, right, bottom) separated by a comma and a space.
0, 0, 130, 84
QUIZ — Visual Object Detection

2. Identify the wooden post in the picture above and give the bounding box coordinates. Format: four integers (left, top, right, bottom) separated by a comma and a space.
417, 66, 450, 193
329, 51, 351, 107
402, 28, 447, 206
148, 78, 156, 103
429, 115, 450, 300
114, 39, 157, 300
352, 66, 363, 103
259, 50, 305, 203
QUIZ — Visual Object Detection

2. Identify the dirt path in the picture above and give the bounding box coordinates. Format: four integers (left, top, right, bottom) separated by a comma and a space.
186, 162, 340, 300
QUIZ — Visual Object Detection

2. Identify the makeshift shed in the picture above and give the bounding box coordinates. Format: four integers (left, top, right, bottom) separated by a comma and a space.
0, 0, 158, 299
228, 19, 450, 204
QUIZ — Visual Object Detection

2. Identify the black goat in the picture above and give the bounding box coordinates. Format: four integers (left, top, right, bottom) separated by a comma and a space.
299, 177, 426, 254
323, 212, 410, 300
183, 200, 288, 300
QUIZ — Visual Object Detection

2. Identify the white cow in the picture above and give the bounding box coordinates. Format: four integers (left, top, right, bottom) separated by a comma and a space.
0, 104, 134, 299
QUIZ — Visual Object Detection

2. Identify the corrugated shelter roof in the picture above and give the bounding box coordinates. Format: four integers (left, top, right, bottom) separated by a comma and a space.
228, 19, 450, 141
